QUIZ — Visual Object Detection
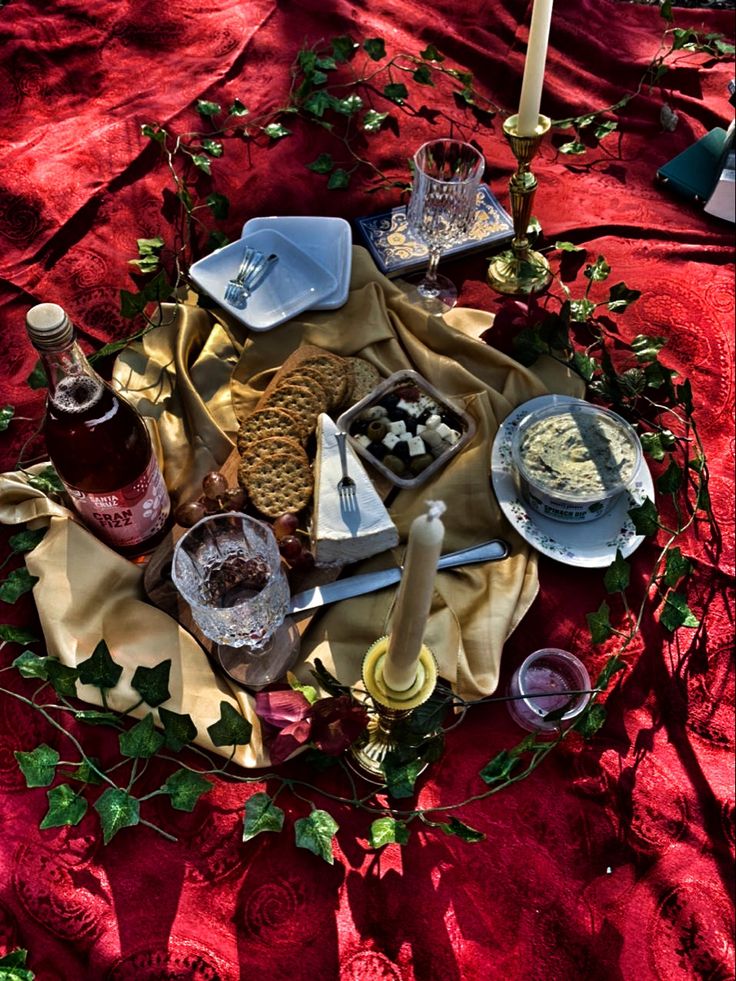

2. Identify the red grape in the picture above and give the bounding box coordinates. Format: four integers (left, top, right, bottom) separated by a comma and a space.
279, 535, 303, 561
222, 487, 247, 511
290, 548, 315, 573
202, 471, 228, 500
175, 500, 207, 527
272, 512, 299, 540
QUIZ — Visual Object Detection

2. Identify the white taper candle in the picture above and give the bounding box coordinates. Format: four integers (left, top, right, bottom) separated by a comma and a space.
383, 500, 446, 692
517, 0, 554, 137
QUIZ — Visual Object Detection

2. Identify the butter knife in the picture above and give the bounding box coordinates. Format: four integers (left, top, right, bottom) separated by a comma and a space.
288, 539, 510, 617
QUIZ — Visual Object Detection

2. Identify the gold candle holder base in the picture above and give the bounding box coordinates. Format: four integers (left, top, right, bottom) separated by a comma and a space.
349, 637, 439, 784
487, 114, 552, 297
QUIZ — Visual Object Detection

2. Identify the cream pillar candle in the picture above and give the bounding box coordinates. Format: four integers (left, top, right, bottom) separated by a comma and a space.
383, 500, 446, 692
517, 0, 554, 137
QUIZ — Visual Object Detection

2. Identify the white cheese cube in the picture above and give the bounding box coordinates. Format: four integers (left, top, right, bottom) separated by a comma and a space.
355, 434, 372, 448
426, 413, 442, 429
416, 424, 427, 434
397, 399, 422, 417
435, 422, 452, 440
388, 419, 407, 435
382, 432, 400, 450
398, 431, 412, 442
445, 428, 461, 446
359, 405, 388, 421
408, 436, 426, 457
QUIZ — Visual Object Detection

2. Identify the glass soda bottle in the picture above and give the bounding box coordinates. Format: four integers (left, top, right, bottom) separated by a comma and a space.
25, 302, 171, 558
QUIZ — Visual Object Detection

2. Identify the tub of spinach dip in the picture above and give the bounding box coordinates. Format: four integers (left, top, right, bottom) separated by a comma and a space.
511, 400, 642, 523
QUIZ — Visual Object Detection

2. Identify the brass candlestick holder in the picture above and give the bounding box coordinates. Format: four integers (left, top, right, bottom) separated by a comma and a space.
349, 637, 439, 783
487, 113, 552, 296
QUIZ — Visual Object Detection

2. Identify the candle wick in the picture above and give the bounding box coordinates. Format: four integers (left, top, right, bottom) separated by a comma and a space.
426, 500, 447, 521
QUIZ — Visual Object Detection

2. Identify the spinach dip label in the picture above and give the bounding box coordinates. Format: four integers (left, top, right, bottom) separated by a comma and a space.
518, 410, 638, 498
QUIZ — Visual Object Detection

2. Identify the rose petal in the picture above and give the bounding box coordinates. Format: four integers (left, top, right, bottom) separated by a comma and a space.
268, 718, 313, 766
255, 689, 311, 728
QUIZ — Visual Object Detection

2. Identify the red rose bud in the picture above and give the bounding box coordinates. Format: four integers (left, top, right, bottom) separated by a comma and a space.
309, 696, 370, 756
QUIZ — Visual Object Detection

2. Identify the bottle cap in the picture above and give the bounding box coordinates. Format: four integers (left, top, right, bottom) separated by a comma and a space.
26, 303, 74, 351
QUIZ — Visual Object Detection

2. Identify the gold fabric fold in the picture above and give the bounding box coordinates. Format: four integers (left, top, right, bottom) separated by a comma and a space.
0, 246, 583, 767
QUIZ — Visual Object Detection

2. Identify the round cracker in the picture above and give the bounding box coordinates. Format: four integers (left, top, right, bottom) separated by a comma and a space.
294, 354, 349, 409
262, 381, 324, 438
243, 450, 313, 517
237, 435, 306, 488
345, 357, 381, 406
236, 406, 303, 455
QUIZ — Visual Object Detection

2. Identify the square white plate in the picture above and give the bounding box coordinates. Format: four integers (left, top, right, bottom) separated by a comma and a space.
242, 215, 352, 310
189, 227, 337, 331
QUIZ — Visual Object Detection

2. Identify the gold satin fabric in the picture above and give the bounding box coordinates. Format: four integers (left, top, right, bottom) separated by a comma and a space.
0, 247, 582, 766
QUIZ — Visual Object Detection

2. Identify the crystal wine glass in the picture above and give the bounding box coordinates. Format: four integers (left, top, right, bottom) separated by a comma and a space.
171, 512, 300, 688
406, 138, 485, 311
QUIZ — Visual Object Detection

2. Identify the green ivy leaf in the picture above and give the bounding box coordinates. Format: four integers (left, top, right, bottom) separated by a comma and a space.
243, 791, 285, 841
334, 94, 363, 116
228, 98, 248, 117
46, 661, 80, 698
480, 748, 521, 785
574, 703, 607, 739
287, 673, 318, 705
15, 744, 60, 787
78, 640, 122, 691
73, 757, 104, 786
307, 152, 334, 174
660, 591, 700, 632
608, 283, 642, 313
559, 141, 587, 155
421, 43, 444, 62
303, 90, 334, 117
628, 497, 659, 536
141, 123, 165, 144
26, 466, 63, 495
331, 35, 358, 63
94, 787, 140, 844
0, 567, 38, 603
207, 701, 253, 747
0, 405, 14, 431
440, 817, 486, 843
361, 108, 389, 133
263, 122, 291, 140
12, 650, 49, 680
571, 352, 598, 382
555, 240, 584, 252
640, 430, 676, 461
657, 459, 683, 494
677, 379, 693, 415
383, 82, 408, 105
131, 660, 171, 708
663, 546, 692, 587
0, 623, 39, 645
40, 783, 88, 829
363, 37, 386, 61
585, 256, 611, 282
660, 0, 674, 23
587, 601, 614, 644
0, 947, 34, 981
327, 168, 350, 190
594, 120, 618, 141
603, 549, 630, 594
136, 236, 164, 256
383, 755, 424, 798
195, 99, 221, 117
206, 192, 229, 219
191, 154, 212, 175
369, 816, 410, 848
158, 707, 198, 751
631, 334, 666, 362
26, 360, 48, 389
595, 654, 626, 690
74, 709, 121, 727
201, 139, 223, 157
413, 63, 433, 85
162, 768, 213, 812
569, 297, 596, 322
310, 658, 351, 697
119, 714, 165, 759
294, 809, 339, 864
207, 230, 229, 251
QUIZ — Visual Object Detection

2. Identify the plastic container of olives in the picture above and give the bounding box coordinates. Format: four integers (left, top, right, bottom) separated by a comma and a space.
336, 369, 476, 489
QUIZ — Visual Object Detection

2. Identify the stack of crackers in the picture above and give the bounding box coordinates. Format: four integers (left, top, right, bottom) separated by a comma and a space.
236, 346, 380, 518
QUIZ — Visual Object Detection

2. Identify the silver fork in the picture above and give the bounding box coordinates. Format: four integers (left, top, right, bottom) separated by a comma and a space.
335, 431, 357, 504
223, 247, 259, 304
228, 253, 278, 310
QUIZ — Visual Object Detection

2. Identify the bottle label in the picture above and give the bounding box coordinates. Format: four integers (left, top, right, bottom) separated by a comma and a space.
64, 454, 171, 549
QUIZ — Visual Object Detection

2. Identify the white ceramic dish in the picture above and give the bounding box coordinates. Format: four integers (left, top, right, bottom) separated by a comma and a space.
491, 395, 654, 568
242, 215, 352, 310
189, 227, 337, 330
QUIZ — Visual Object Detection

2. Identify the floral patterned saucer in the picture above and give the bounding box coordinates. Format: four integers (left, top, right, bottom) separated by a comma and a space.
491, 395, 654, 568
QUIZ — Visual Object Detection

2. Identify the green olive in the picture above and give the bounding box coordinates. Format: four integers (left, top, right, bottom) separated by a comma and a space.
382, 454, 407, 476
410, 453, 434, 475
366, 420, 388, 441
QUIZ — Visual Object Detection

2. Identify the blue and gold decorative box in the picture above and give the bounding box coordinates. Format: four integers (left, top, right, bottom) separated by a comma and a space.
355, 185, 513, 278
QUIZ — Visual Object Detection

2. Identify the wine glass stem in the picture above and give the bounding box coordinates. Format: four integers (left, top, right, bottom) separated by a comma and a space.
425, 249, 441, 285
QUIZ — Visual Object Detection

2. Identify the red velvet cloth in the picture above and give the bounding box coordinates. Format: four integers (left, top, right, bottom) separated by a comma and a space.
1, 2, 734, 978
